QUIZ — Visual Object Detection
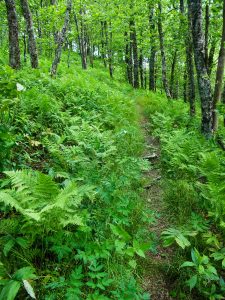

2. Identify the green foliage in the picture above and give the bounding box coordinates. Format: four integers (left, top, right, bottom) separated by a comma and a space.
0, 61, 152, 299
142, 92, 225, 299
0, 265, 37, 300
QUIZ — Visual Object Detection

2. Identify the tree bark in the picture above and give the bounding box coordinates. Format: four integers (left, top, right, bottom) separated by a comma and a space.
139, 48, 144, 88
205, 2, 209, 69
50, 0, 72, 76
101, 21, 107, 68
124, 31, 133, 84
188, 0, 213, 136
186, 8, 196, 116
212, 0, 225, 131
5, 0, 20, 69
23, 32, 27, 62
108, 21, 113, 78
208, 41, 216, 77
183, 68, 187, 102
170, 50, 177, 98
130, 19, 139, 89
149, 6, 156, 91
20, 0, 38, 68
158, 1, 171, 98
74, 11, 87, 70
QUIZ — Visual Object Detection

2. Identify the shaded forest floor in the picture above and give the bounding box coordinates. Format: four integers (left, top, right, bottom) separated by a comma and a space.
140, 114, 174, 300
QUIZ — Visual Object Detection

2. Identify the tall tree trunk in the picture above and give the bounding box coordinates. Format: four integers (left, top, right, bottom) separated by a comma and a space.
205, 2, 209, 69
101, 21, 107, 68
186, 8, 196, 116
158, 1, 171, 98
130, 19, 139, 88
183, 68, 187, 102
180, 0, 184, 14
108, 21, 113, 78
35, 10, 42, 54
139, 48, 144, 88
5, 0, 20, 69
188, 0, 213, 136
80, 8, 88, 69
50, 0, 72, 76
149, 6, 156, 91
208, 41, 216, 77
212, 0, 225, 131
170, 50, 177, 98
74, 11, 87, 70
20, 0, 38, 68
23, 32, 27, 62
124, 31, 133, 84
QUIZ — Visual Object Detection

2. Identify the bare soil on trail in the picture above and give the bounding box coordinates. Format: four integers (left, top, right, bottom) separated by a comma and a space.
141, 121, 175, 300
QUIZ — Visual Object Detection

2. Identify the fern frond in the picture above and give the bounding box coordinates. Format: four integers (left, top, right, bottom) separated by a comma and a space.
0, 170, 84, 230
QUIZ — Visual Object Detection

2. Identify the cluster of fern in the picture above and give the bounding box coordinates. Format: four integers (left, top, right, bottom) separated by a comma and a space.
141, 92, 225, 299
0, 59, 153, 299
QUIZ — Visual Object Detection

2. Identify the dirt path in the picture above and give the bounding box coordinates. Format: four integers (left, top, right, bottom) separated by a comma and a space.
140, 119, 174, 300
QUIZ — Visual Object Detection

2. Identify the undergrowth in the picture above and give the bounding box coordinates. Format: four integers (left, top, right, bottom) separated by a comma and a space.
0, 58, 154, 299
140, 93, 225, 299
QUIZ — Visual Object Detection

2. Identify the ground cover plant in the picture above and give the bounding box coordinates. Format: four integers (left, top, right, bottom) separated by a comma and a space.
140, 93, 225, 299
0, 59, 154, 299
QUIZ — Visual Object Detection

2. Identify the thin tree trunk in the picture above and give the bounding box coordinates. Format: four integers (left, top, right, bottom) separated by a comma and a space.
180, 0, 184, 14
108, 21, 113, 78
74, 11, 87, 69
5, 0, 20, 69
23, 32, 27, 62
101, 21, 107, 68
183, 68, 187, 102
50, 0, 72, 76
130, 19, 139, 88
205, 2, 209, 69
188, 0, 213, 136
186, 8, 196, 116
125, 31, 133, 84
20, 0, 38, 68
139, 49, 144, 88
170, 50, 177, 98
208, 41, 216, 77
149, 6, 156, 91
35, 10, 42, 54
212, 0, 225, 131
158, 1, 171, 98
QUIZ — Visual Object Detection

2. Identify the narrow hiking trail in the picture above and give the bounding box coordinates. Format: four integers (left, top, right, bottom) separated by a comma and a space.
139, 111, 174, 300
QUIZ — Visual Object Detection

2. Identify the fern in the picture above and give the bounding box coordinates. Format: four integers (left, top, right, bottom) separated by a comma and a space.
0, 171, 85, 230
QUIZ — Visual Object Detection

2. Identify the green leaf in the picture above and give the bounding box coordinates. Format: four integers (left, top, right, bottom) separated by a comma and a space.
175, 235, 190, 249
222, 258, 225, 268
12, 267, 37, 281
125, 247, 135, 257
110, 224, 131, 241
128, 259, 137, 269
180, 261, 195, 268
3, 240, 15, 257
0, 280, 21, 300
186, 275, 197, 291
16, 238, 28, 249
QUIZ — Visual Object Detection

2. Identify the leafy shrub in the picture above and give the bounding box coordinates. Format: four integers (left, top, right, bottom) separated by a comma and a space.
143, 91, 225, 299
0, 61, 152, 299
